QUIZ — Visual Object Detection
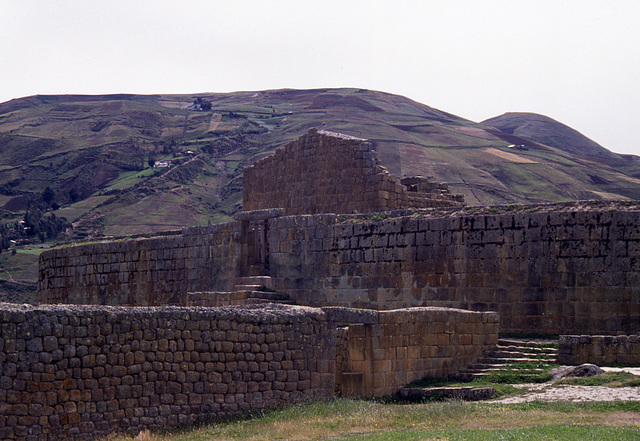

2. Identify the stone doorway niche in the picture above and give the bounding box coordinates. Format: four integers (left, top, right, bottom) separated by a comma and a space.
236, 208, 283, 277
247, 218, 269, 272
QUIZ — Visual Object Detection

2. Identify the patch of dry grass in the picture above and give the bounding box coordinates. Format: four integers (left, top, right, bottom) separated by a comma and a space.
102, 399, 640, 441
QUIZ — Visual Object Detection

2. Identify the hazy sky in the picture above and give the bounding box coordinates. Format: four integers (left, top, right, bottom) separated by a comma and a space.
2, 1, 639, 155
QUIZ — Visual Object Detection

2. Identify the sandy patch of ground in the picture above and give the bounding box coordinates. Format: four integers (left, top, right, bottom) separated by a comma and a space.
483, 147, 538, 164
492, 384, 640, 404
602, 367, 640, 376
492, 368, 640, 404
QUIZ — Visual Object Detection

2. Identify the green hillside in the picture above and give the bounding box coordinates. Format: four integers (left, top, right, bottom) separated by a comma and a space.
4, 88, 640, 301
2, 88, 640, 239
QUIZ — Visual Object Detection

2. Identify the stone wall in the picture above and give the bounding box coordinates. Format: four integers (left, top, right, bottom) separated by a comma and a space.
0, 303, 335, 441
558, 335, 640, 366
0, 302, 497, 440
327, 307, 498, 397
38, 223, 242, 305
242, 129, 463, 216
267, 203, 640, 335
38, 202, 640, 335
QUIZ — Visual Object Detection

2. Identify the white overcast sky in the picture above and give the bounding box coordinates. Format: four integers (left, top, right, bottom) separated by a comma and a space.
2, 0, 639, 155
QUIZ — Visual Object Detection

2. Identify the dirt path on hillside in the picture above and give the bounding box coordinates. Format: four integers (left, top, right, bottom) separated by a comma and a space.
208, 113, 222, 132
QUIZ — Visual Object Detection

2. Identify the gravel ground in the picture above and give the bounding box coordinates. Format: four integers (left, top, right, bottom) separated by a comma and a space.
491, 367, 640, 404
492, 384, 640, 404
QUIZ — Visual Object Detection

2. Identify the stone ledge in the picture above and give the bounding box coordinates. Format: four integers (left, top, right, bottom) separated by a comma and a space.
235, 208, 286, 221
398, 386, 495, 401
322, 306, 379, 324
316, 129, 368, 141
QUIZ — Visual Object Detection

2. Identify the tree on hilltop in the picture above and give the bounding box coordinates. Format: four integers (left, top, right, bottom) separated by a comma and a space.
193, 97, 212, 111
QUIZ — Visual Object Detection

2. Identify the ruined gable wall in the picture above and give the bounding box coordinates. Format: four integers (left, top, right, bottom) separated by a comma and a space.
268, 204, 640, 335
0, 303, 335, 441
38, 223, 242, 306
243, 129, 460, 215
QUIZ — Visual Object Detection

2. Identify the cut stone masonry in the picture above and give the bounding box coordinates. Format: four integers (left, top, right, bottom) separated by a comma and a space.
242, 129, 464, 215
39, 201, 640, 335
28, 129, 640, 439
558, 335, 640, 366
0, 303, 497, 441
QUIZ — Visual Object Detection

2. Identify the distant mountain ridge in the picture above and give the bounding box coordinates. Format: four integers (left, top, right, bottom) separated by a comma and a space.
2, 88, 640, 241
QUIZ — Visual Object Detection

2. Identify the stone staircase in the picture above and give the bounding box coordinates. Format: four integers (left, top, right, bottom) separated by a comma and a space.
458, 338, 558, 380
233, 275, 296, 305
186, 274, 295, 307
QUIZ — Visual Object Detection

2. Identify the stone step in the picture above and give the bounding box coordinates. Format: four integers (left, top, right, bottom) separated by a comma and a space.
496, 347, 556, 353
247, 291, 291, 301
489, 350, 534, 358
489, 350, 556, 361
478, 356, 549, 364
497, 343, 557, 352
469, 360, 554, 368
234, 276, 275, 293
495, 350, 556, 359
399, 386, 495, 401
234, 284, 263, 292
463, 364, 548, 373
461, 338, 559, 380
236, 276, 274, 289
246, 298, 297, 305
498, 338, 558, 348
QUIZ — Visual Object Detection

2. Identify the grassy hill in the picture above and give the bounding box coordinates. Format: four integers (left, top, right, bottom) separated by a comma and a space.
0, 89, 640, 237
2, 88, 640, 300
482, 112, 621, 160
3, 88, 640, 240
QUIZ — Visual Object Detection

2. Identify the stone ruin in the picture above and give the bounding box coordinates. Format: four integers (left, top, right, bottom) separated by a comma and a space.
37, 131, 640, 335
243, 129, 464, 215
1, 129, 639, 439
0, 303, 497, 440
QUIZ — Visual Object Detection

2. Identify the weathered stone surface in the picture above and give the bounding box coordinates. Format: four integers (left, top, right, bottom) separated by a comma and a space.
267, 203, 640, 335
0, 302, 499, 440
398, 386, 495, 401
322, 306, 379, 324
242, 129, 464, 216
0, 303, 335, 441
558, 335, 640, 366
38, 197, 640, 335
551, 363, 605, 381
234, 209, 286, 221
38, 222, 243, 305
334, 307, 497, 398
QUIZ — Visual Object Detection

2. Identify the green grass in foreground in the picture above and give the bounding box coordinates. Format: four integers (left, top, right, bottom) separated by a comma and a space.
105, 399, 640, 441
